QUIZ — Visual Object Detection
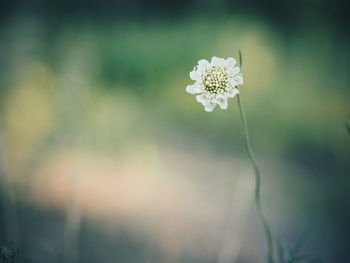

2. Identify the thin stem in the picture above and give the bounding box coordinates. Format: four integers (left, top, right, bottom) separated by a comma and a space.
236, 94, 274, 263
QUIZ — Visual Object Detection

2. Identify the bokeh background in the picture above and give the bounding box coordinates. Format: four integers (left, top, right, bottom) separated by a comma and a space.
0, 0, 349, 262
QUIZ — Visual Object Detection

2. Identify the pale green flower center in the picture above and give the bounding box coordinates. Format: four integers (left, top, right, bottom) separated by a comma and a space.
202, 66, 229, 95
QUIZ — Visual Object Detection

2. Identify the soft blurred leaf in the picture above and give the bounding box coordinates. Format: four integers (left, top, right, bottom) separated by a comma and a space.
277, 238, 286, 263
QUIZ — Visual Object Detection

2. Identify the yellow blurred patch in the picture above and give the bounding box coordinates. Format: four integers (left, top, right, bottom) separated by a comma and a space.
4, 63, 54, 176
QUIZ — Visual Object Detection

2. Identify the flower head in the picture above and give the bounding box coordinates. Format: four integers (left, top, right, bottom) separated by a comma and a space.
186, 56, 243, 112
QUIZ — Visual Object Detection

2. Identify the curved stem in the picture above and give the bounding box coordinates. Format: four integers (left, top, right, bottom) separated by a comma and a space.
236, 94, 274, 263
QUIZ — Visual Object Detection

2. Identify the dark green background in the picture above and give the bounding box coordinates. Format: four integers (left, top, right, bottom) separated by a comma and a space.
0, 0, 349, 262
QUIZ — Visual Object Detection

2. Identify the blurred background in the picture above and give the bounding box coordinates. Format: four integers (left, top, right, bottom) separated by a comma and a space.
0, 0, 349, 262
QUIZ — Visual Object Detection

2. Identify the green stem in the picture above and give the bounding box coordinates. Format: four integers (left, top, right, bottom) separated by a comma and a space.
236, 94, 274, 263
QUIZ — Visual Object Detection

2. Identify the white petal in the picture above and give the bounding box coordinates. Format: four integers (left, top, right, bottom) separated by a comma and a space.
186, 84, 199, 94
228, 78, 236, 86
225, 57, 237, 68
217, 98, 228, 109
234, 75, 243, 85
197, 59, 210, 73
227, 87, 239, 98
196, 94, 206, 103
204, 102, 216, 112
228, 66, 240, 75
190, 70, 201, 81
211, 56, 226, 67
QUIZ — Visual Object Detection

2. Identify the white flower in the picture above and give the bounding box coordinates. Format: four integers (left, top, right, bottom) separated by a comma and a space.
186, 56, 243, 112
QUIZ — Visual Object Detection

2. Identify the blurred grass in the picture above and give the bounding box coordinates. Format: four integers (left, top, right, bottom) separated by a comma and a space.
0, 14, 349, 263
1, 16, 349, 162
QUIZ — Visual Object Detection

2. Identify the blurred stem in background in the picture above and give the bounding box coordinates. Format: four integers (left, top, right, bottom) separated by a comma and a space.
236, 94, 274, 263
62, 171, 81, 263
236, 51, 274, 263
0, 119, 22, 263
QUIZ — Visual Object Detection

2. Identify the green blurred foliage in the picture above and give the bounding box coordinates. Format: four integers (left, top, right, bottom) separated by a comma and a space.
0, 7, 349, 262
0, 16, 349, 163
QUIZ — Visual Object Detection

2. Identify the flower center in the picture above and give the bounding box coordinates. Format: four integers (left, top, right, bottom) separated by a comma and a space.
202, 66, 229, 95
